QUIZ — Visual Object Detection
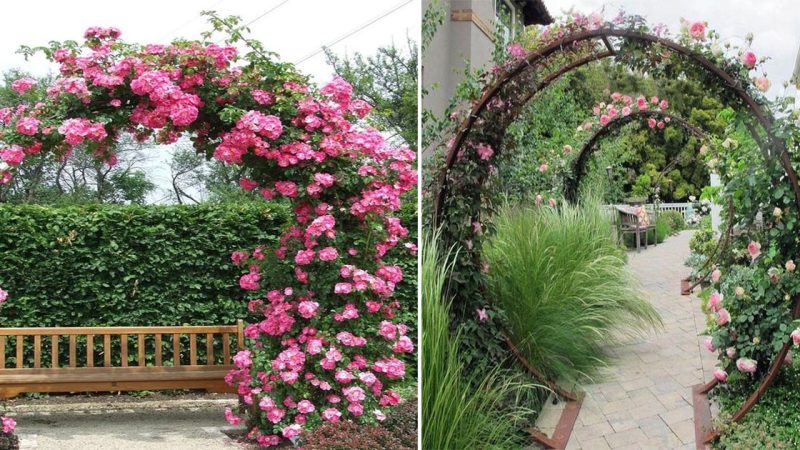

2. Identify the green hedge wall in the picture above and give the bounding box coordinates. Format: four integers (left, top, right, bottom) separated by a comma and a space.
0, 203, 291, 328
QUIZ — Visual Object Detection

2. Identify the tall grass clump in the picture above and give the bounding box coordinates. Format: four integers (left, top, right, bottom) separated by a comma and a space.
422, 232, 535, 450
484, 199, 662, 383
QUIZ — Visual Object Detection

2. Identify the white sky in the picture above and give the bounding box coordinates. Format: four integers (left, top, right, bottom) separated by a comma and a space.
0, 0, 421, 203
545, 0, 800, 99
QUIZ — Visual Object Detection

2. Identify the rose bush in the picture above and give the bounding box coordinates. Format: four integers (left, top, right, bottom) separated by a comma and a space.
0, 14, 416, 447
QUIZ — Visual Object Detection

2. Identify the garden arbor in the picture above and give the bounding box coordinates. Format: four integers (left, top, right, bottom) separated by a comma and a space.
433, 16, 800, 446
0, 16, 416, 448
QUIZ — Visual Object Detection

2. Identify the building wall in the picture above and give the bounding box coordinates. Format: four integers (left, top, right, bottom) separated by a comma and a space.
422, 0, 498, 157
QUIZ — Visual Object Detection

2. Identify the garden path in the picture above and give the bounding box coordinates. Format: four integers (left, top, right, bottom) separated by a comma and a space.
15, 405, 243, 449
535, 230, 717, 449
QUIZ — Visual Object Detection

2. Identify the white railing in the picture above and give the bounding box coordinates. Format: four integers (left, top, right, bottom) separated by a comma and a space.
602, 202, 695, 221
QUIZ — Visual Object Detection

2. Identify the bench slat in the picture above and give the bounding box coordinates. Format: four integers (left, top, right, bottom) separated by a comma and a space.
154, 334, 162, 367
0, 326, 239, 336
189, 334, 197, 366
138, 334, 145, 367
206, 334, 214, 366
103, 335, 111, 367
0, 366, 233, 383
69, 335, 76, 368
0, 336, 5, 368
15, 337, 23, 369
121, 334, 128, 367
51, 335, 58, 368
87, 334, 94, 368
222, 333, 230, 364
172, 333, 180, 367
33, 335, 41, 368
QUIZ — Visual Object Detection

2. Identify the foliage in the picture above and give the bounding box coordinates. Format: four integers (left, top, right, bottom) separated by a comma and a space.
301, 420, 408, 450
0, 13, 417, 445
421, 232, 534, 450
0, 202, 287, 364
484, 200, 662, 382
382, 396, 418, 450
325, 39, 418, 150
659, 209, 686, 235
0, 430, 17, 450
714, 362, 800, 449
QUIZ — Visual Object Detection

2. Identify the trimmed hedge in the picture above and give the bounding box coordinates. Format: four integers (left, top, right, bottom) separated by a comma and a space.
0, 202, 291, 328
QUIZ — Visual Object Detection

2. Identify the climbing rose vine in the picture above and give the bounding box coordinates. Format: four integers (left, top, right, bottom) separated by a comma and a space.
0, 18, 416, 447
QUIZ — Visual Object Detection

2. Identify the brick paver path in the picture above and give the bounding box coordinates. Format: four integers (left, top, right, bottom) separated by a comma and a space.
535, 230, 717, 449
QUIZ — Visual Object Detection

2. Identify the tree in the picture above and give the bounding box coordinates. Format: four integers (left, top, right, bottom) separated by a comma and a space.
325, 39, 418, 150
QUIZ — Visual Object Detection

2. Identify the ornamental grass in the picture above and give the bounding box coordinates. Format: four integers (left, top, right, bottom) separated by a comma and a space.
422, 232, 535, 450
484, 198, 663, 383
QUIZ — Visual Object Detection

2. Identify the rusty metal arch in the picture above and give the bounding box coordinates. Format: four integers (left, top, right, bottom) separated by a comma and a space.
564, 109, 709, 202
433, 27, 800, 446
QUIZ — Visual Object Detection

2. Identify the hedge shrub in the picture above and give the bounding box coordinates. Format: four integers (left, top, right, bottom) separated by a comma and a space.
0, 202, 291, 329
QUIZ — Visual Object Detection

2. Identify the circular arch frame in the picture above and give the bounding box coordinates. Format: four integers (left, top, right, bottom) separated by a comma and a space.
564, 109, 709, 202
434, 27, 800, 444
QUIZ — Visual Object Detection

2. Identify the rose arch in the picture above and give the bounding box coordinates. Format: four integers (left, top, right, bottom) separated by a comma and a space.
431, 13, 800, 445
0, 16, 416, 447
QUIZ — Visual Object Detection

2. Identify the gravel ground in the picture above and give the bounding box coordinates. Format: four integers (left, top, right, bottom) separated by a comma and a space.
16, 406, 245, 449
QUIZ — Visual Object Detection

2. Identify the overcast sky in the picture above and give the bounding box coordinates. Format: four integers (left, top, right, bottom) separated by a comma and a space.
545, 0, 800, 98
0, 0, 420, 203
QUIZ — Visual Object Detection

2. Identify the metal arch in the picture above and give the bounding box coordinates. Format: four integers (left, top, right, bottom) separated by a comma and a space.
434, 27, 800, 222
564, 109, 708, 202
433, 26, 800, 444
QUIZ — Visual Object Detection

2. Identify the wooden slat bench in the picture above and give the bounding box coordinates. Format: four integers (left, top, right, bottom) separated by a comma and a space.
615, 205, 656, 253
0, 321, 244, 399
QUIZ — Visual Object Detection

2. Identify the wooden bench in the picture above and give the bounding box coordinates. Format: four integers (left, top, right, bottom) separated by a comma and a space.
0, 321, 244, 399
615, 205, 656, 253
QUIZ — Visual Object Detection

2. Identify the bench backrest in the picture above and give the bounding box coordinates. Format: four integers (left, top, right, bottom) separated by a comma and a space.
0, 321, 244, 370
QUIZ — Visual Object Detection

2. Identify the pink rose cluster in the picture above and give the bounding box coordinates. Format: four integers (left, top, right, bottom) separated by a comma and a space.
583, 93, 671, 131
221, 75, 415, 446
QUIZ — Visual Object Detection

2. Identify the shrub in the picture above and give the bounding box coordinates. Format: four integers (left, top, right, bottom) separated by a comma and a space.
484, 201, 662, 382
659, 210, 686, 235
715, 363, 800, 449
384, 397, 418, 449
422, 232, 534, 450
301, 420, 407, 450
0, 430, 18, 450
0, 202, 288, 329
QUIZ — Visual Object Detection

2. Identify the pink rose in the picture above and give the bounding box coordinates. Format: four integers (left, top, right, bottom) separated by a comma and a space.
476, 308, 488, 322
321, 407, 341, 422
708, 291, 723, 312
717, 308, 730, 325
747, 241, 761, 260
713, 368, 727, 382
647, 118, 657, 129
689, 21, 705, 40
754, 76, 770, 92
282, 424, 301, 439
704, 337, 715, 352
786, 260, 796, 272
11, 78, 35, 94
736, 357, 757, 374
538, 163, 548, 173
711, 269, 721, 283
297, 399, 315, 414
791, 329, 800, 345
318, 247, 338, 261
0, 289, 7, 303
741, 51, 757, 69
475, 143, 493, 160
224, 407, 241, 425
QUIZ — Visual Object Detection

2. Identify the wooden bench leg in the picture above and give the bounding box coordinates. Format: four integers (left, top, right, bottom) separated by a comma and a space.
636, 228, 641, 253
0, 388, 22, 400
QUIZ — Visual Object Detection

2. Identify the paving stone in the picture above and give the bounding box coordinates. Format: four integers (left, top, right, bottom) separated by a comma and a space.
535, 232, 709, 449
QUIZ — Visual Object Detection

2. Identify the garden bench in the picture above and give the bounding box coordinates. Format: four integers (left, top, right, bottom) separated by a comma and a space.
0, 321, 244, 399
615, 205, 656, 253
